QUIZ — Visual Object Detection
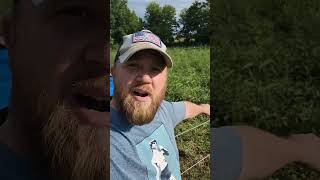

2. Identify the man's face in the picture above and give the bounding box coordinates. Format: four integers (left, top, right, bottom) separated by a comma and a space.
112, 49, 168, 125
9, 0, 109, 127
5, 0, 109, 179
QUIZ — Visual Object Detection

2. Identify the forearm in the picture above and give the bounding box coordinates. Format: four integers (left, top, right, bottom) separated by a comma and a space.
184, 101, 209, 119
233, 126, 299, 180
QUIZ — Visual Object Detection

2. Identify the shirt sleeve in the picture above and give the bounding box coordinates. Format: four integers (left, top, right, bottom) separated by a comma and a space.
211, 127, 242, 180
162, 101, 186, 127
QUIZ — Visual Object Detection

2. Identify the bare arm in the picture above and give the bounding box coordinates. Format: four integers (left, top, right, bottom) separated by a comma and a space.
233, 126, 320, 180
184, 101, 210, 119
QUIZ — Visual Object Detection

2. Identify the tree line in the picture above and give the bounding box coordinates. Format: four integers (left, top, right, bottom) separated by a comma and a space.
110, 0, 209, 46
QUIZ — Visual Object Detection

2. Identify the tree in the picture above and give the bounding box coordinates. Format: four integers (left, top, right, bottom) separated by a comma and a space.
110, 0, 142, 45
144, 2, 178, 45
179, 1, 210, 45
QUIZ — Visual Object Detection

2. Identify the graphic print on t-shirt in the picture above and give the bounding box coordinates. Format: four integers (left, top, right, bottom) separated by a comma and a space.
136, 125, 181, 180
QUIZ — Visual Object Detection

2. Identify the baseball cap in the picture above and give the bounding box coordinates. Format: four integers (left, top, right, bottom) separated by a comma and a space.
116, 30, 173, 68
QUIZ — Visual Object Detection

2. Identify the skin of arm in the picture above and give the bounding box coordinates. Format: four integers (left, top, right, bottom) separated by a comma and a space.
233, 126, 320, 180
184, 101, 210, 119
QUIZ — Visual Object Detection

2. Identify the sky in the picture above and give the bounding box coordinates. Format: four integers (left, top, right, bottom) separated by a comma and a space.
127, 0, 205, 19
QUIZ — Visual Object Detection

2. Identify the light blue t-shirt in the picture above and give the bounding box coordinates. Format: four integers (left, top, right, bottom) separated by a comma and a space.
110, 100, 186, 180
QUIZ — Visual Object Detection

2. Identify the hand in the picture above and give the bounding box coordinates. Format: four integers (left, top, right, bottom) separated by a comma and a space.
289, 133, 320, 171
200, 104, 210, 116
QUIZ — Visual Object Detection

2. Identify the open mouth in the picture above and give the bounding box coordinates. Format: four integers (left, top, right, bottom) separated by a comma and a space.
73, 94, 110, 112
131, 88, 151, 102
133, 90, 149, 97
71, 77, 110, 113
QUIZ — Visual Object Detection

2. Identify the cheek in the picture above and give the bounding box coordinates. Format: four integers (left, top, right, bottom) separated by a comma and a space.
153, 76, 167, 94
114, 74, 131, 92
115, 69, 134, 85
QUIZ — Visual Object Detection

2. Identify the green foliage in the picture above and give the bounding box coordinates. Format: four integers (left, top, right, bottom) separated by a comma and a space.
144, 2, 178, 45
211, 0, 320, 178
110, 0, 142, 44
179, 1, 210, 45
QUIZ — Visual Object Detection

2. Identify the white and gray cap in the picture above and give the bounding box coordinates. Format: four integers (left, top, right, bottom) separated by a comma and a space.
116, 30, 173, 68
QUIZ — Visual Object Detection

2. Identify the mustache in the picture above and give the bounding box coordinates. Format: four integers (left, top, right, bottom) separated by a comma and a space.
72, 76, 108, 93
130, 84, 152, 94
71, 75, 110, 96
71, 76, 111, 112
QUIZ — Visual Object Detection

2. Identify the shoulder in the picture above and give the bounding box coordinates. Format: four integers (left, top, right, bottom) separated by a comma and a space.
158, 101, 185, 113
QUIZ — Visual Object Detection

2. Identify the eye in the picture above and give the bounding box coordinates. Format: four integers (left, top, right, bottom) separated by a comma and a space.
151, 67, 161, 73
56, 5, 90, 18
127, 63, 139, 70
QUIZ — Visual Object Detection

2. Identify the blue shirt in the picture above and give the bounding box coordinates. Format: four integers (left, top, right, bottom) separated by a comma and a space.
0, 143, 49, 180
110, 74, 114, 97
0, 49, 11, 109
110, 101, 186, 180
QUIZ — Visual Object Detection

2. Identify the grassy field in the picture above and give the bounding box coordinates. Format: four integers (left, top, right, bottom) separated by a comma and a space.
212, 0, 320, 179
111, 47, 211, 179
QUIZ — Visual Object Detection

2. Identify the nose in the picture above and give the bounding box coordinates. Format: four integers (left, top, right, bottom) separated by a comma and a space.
83, 18, 109, 73
136, 70, 152, 84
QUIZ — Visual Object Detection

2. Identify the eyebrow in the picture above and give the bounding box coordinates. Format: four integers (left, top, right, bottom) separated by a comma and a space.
37, 0, 89, 15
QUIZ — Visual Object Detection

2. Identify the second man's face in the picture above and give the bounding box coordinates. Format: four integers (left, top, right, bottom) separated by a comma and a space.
6, 0, 110, 179
9, 0, 109, 128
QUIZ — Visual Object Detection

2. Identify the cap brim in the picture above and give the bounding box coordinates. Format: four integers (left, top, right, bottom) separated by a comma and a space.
118, 43, 173, 68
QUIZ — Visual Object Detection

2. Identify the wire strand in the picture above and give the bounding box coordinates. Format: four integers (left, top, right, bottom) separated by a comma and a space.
175, 120, 210, 138
181, 154, 210, 175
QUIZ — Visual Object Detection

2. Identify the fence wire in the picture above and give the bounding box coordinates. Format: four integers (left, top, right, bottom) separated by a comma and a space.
181, 154, 210, 175
175, 120, 210, 138
176, 119, 211, 176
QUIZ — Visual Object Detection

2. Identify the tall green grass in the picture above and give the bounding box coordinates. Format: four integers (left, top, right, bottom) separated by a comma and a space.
167, 47, 210, 180
212, 0, 320, 178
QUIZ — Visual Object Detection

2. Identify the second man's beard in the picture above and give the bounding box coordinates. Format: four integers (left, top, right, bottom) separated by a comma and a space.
35, 92, 109, 180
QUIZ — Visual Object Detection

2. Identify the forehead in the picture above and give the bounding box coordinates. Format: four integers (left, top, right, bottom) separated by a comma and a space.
129, 50, 165, 65
22, 0, 105, 11
18, 0, 107, 22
